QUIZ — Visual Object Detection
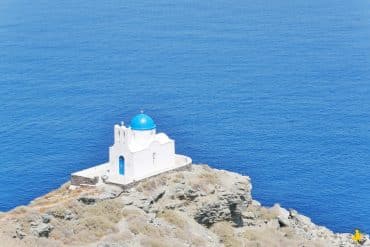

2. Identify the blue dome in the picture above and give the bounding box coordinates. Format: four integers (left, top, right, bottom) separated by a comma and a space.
130, 113, 156, 130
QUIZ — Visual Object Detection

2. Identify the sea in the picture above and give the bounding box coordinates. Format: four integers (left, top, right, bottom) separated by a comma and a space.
0, 0, 370, 233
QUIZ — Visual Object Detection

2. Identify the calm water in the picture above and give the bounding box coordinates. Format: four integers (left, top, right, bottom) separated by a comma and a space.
1, 0, 370, 233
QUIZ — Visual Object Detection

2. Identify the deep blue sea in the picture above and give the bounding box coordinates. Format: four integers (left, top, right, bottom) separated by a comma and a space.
1, 0, 370, 233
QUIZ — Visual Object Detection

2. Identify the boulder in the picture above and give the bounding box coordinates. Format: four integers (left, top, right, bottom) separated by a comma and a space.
174, 185, 199, 201
97, 186, 123, 200
30, 223, 53, 238
15, 225, 26, 240
184, 186, 199, 200
289, 209, 298, 218
270, 204, 290, 227
174, 185, 186, 200
64, 209, 77, 220
130, 196, 154, 212
78, 196, 97, 205
277, 216, 290, 227
41, 214, 52, 223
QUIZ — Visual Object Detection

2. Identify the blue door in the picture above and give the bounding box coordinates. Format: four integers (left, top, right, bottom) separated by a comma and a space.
119, 156, 125, 175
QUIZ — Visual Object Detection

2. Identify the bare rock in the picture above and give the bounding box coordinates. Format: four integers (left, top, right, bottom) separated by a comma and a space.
152, 189, 166, 202
184, 186, 199, 200
194, 193, 244, 227
41, 214, 52, 223
48, 209, 76, 221
98, 186, 123, 200
270, 204, 290, 227
64, 209, 77, 220
78, 196, 97, 205
242, 211, 256, 219
289, 209, 298, 218
30, 223, 53, 238
0, 164, 363, 247
15, 225, 26, 240
121, 197, 134, 206
277, 215, 290, 227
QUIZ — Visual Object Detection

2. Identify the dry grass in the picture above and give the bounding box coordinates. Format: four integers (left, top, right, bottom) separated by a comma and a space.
184, 170, 220, 194
52, 198, 125, 243
48, 207, 66, 219
82, 199, 124, 223
280, 227, 297, 239
136, 179, 158, 192
128, 217, 160, 236
136, 175, 168, 193
241, 227, 317, 247
121, 206, 144, 218
157, 210, 218, 246
211, 222, 243, 247
197, 171, 220, 185
11, 205, 29, 215
157, 210, 187, 228
140, 236, 173, 247
257, 206, 279, 221
77, 216, 116, 236
157, 210, 199, 242
29, 182, 98, 214
171, 173, 185, 183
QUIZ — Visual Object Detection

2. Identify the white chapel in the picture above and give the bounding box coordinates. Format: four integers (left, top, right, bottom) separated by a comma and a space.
71, 113, 192, 186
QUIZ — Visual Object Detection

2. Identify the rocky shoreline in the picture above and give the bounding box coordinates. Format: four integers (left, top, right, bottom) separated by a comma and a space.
0, 164, 368, 246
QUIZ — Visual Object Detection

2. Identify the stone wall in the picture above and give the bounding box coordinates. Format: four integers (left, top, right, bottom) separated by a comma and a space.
71, 175, 99, 186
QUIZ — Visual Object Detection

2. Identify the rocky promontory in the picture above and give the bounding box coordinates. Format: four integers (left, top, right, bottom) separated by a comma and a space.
0, 164, 367, 246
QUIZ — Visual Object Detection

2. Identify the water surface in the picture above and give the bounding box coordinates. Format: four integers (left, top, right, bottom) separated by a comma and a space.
1, 0, 370, 232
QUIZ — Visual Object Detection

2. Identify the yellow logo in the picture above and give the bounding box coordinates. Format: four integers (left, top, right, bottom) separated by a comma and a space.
352, 229, 363, 244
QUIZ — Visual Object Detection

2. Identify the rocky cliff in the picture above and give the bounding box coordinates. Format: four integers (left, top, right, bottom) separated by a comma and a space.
0, 165, 368, 247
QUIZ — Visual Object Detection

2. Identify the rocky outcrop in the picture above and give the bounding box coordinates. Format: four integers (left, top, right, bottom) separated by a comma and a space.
194, 192, 246, 227
0, 164, 367, 247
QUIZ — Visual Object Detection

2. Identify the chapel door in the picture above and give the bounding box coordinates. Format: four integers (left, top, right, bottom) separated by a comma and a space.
119, 156, 125, 175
